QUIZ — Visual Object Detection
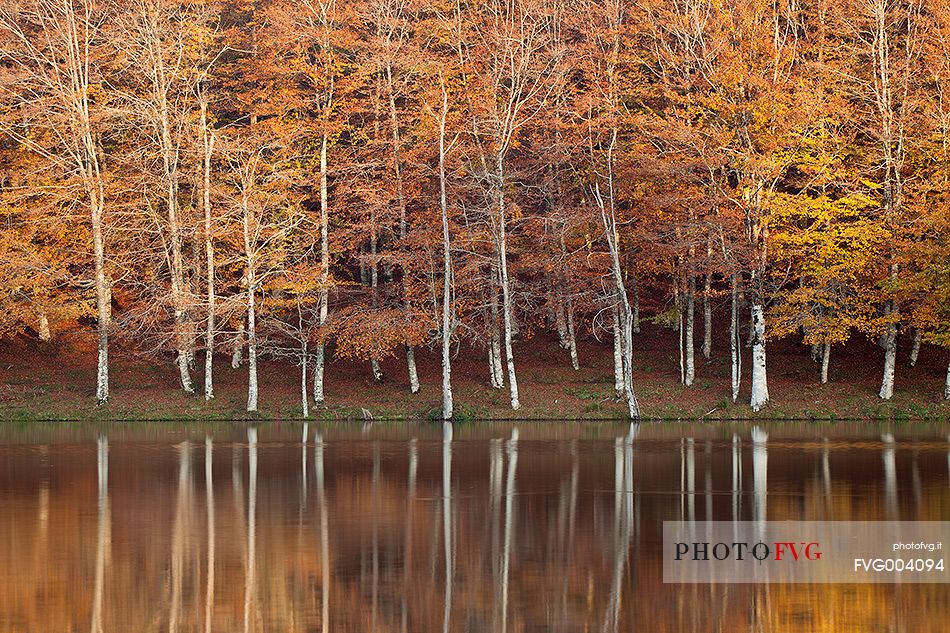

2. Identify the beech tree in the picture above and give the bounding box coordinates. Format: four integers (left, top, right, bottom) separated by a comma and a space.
0, 0, 113, 402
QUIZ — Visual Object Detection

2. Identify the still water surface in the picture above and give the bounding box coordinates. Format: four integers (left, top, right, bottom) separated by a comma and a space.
0, 422, 948, 632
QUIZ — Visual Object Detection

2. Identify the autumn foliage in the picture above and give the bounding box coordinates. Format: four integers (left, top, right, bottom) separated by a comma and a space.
1, 0, 950, 415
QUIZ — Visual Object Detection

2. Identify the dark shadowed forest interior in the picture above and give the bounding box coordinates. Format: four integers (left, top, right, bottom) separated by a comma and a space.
1, 0, 950, 419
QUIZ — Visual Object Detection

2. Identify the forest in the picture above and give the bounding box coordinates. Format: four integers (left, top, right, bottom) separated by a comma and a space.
1, 0, 949, 419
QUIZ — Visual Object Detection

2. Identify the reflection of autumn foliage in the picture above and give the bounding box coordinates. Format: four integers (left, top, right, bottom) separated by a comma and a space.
0, 427, 947, 632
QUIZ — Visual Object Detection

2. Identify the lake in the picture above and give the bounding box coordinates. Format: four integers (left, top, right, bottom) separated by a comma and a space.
0, 422, 948, 632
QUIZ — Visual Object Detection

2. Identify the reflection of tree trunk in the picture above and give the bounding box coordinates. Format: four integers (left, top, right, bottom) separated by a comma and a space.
752, 428, 768, 538
500, 428, 519, 633
402, 439, 417, 633
559, 441, 578, 623
602, 429, 634, 633
490, 438, 503, 632
205, 437, 215, 633
882, 433, 897, 520
91, 436, 109, 633
371, 446, 379, 632
442, 423, 454, 633
731, 435, 742, 522
244, 428, 257, 633
315, 433, 330, 633
170, 441, 191, 633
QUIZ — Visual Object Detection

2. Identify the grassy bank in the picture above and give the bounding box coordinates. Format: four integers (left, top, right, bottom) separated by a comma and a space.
1, 324, 948, 420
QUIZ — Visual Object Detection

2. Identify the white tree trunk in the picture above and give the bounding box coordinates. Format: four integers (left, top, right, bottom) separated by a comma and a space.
702, 237, 712, 359
821, 341, 831, 384
496, 154, 520, 410
300, 345, 309, 419
406, 346, 420, 394
613, 305, 624, 398
555, 291, 569, 349
730, 274, 740, 403
37, 310, 51, 342
313, 132, 330, 404
93, 192, 110, 405
246, 284, 258, 413
944, 355, 950, 400
385, 60, 419, 396
488, 272, 504, 389
909, 328, 922, 368
631, 273, 640, 334
702, 274, 712, 360
685, 272, 695, 386
231, 319, 244, 369
438, 95, 454, 420
371, 359, 383, 383
201, 102, 216, 401
313, 342, 326, 404
879, 303, 897, 400
750, 304, 769, 412
565, 297, 579, 370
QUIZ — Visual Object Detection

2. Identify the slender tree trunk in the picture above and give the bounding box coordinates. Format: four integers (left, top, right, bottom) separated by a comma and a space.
558, 232, 579, 370
554, 288, 569, 349
496, 154, 520, 410
685, 264, 696, 387
879, 313, 898, 400
438, 94, 454, 420
909, 328, 922, 367
565, 295, 579, 371
369, 224, 383, 384
821, 341, 831, 384
37, 310, 51, 342
301, 341, 309, 419
944, 354, 950, 400
231, 319, 244, 369
750, 303, 769, 412
167, 163, 193, 394
246, 283, 257, 413
730, 274, 740, 403
386, 61, 419, 394
631, 271, 640, 334
243, 195, 258, 413
92, 188, 110, 405
489, 281, 504, 389
702, 239, 712, 360
201, 100, 216, 401
613, 305, 624, 398
314, 132, 330, 404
